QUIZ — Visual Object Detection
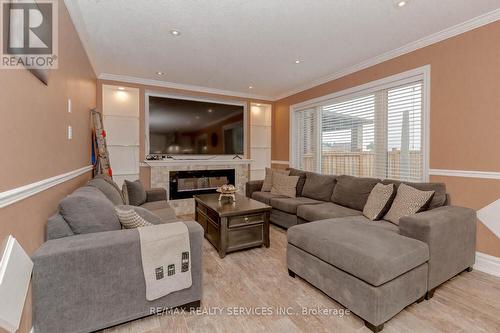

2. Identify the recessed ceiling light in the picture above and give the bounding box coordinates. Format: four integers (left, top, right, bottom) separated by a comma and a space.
156, 71, 164, 75
295, 59, 301, 64
117, 87, 125, 91
397, 1, 406, 7
170, 29, 181, 36
256, 103, 261, 106
248, 86, 253, 89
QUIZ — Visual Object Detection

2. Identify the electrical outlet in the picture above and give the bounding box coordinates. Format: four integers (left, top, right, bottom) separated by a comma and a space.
67, 126, 72, 140
67, 98, 72, 113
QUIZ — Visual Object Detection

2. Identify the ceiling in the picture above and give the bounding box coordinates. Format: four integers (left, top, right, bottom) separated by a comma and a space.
65, 0, 500, 100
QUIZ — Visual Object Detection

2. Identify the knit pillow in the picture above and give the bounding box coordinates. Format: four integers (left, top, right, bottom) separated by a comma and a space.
270, 173, 299, 198
384, 183, 435, 225
261, 167, 290, 192
115, 206, 153, 229
363, 183, 395, 221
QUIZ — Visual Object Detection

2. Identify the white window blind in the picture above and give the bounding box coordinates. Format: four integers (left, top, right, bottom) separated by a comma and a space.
292, 77, 425, 182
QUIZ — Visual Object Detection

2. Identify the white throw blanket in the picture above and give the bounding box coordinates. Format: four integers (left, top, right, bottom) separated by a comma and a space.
137, 222, 192, 301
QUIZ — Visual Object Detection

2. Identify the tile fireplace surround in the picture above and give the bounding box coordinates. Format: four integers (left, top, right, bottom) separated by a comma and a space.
147, 158, 251, 215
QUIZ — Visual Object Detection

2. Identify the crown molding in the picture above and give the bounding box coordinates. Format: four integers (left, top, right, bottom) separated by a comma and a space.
0, 165, 93, 209
98, 74, 274, 101
273, 8, 500, 101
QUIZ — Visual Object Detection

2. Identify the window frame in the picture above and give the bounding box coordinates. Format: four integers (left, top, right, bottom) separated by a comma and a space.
289, 65, 430, 181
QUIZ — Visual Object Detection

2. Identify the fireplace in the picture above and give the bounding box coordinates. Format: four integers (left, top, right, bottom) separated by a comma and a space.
169, 169, 236, 200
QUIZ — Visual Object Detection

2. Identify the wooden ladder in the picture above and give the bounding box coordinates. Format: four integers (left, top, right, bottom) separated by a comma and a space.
91, 109, 113, 178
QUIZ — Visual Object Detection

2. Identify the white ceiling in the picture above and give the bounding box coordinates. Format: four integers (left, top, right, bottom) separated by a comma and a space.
65, 0, 500, 100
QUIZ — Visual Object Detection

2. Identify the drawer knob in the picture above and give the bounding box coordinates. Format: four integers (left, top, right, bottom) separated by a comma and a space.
244, 217, 249, 222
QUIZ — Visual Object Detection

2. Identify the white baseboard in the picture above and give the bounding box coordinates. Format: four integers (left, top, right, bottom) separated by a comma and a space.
474, 252, 500, 277
29, 327, 34, 333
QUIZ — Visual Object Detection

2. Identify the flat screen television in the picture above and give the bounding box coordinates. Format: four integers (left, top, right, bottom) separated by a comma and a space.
148, 96, 244, 155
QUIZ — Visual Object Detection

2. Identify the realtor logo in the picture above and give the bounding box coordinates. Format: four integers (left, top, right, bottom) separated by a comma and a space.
1, 0, 58, 69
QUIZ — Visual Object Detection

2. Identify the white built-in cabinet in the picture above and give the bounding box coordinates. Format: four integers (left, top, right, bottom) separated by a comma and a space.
250, 103, 272, 180
102, 85, 140, 188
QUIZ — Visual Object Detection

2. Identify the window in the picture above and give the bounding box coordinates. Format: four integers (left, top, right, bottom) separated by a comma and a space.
291, 68, 428, 181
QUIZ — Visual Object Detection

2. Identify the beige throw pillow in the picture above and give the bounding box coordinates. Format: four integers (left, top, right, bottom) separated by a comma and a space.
271, 173, 299, 198
261, 167, 290, 192
363, 183, 395, 221
384, 183, 435, 225
115, 206, 153, 229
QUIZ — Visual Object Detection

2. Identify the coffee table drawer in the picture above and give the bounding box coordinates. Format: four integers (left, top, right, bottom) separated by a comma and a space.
227, 224, 263, 251
228, 213, 264, 228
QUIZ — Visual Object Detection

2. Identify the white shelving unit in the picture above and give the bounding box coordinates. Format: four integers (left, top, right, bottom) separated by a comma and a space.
250, 103, 272, 180
102, 85, 140, 187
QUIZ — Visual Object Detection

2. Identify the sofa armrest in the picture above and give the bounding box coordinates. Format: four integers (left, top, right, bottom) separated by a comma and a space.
146, 187, 167, 202
246, 180, 264, 198
399, 206, 476, 290
32, 221, 203, 333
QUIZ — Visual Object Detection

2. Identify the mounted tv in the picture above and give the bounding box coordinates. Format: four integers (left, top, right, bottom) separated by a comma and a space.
148, 96, 244, 155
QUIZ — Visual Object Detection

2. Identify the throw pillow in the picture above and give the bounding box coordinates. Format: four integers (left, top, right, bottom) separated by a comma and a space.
270, 173, 299, 198
116, 205, 163, 225
289, 168, 307, 196
363, 183, 395, 221
115, 206, 154, 229
384, 183, 435, 225
301, 172, 336, 201
59, 186, 121, 234
261, 167, 290, 192
123, 180, 147, 206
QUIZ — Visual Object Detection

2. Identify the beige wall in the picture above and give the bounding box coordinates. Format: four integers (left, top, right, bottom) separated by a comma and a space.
97, 80, 273, 188
0, 1, 96, 332
272, 21, 500, 258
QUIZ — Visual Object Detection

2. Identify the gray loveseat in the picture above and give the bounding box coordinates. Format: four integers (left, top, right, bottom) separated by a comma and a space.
246, 169, 476, 332
32, 175, 203, 333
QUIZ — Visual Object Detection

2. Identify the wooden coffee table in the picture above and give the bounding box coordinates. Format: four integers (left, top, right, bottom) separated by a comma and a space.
194, 193, 271, 258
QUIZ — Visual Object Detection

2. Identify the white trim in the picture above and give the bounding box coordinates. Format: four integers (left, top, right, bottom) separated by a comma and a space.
289, 66, 430, 180
274, 8, 500, 100
271, 160, 289, 165
474, 252, 500, 277
144, 159, 251, 167
144, 91, 248, 159
429, 169, 500, 180
0, 166, 93, 209
99, 73, 274, 101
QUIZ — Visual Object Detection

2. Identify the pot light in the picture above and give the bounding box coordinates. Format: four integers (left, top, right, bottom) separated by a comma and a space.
170, 29, 181, 36
117, 87, 125, 91
397, 1, 406, 7
248, 86, 253, 89
295, 59, 301, 64
156, 71, 164, 75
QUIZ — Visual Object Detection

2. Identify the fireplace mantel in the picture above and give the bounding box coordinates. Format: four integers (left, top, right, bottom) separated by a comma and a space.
144, 158, 251, 167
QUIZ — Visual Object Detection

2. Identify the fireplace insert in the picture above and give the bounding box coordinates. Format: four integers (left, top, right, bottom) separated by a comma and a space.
169, 169, 236, 200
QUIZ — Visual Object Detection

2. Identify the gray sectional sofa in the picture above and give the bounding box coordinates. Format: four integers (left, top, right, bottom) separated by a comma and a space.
246, 169, 476, 332
32, 175, 203, 333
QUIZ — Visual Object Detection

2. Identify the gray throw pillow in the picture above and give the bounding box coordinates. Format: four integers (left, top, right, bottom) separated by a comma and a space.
115, 206, 153, 229
88, 177, 124, 205
124, 180, 147, 206
270, 173, 299, 198
116, 205, 163, 225
302, 172, 336, 201
382, 179, 446, 210
363, 183, 395, 221
59, 186, 121, 234
261, 168, 290, 192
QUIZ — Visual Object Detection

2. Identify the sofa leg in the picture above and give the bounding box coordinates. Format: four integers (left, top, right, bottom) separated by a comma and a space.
416, 295, 425, 303
288, 269, 296, 278
425, 287, 437, 300
465, 267, 473, 272
364, 321, 384, 333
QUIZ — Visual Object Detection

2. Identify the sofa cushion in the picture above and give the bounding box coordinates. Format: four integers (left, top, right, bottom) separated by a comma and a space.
332, 175, 380, 211
271, 173, 299, 198
382, 179, 447, 210
289, 168, 307, 196
302, 172, 336, 201
88, 177, 124, 206
139, 201, 171, 210
269, 196, 323, 214
59, 186, 121, 235
297, 202, 362, 222
287, 217, 429, 286
124, 180, 147, 206
139, 201, 177, 222
251, 191, 286, 205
